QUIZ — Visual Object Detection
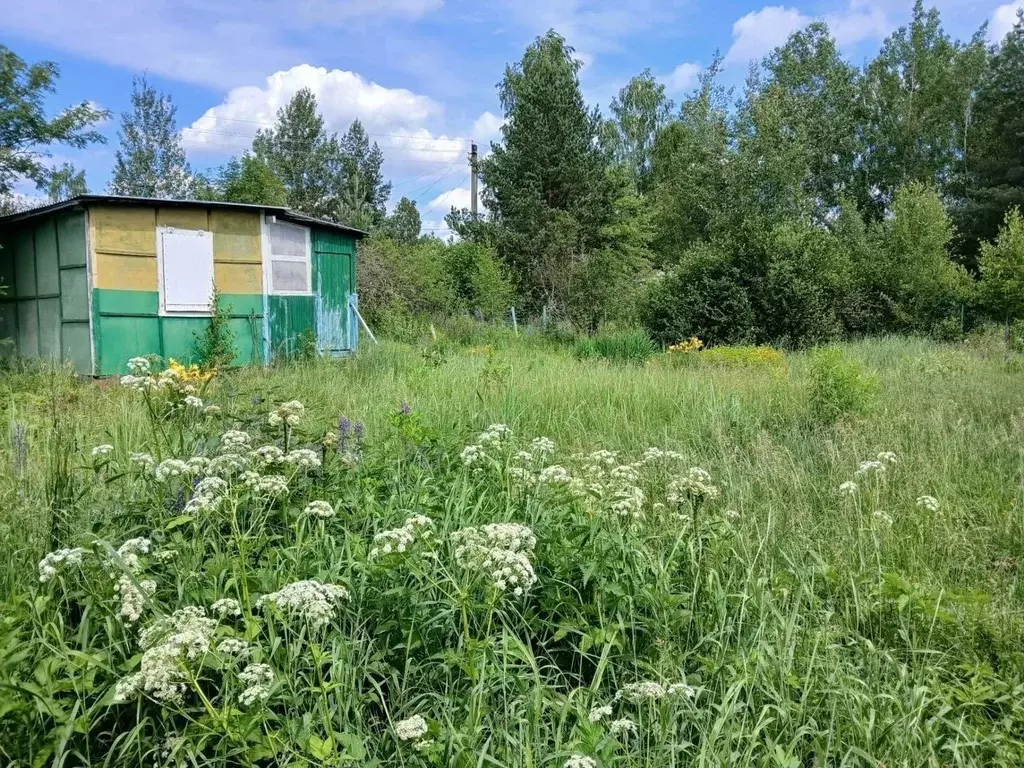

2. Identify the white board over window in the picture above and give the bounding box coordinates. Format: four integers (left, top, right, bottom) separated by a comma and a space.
158, 227, 214, 314
267, 220, 311, 294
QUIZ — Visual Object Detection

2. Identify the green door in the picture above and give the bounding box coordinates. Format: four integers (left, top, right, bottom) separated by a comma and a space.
311, 230, 355, 355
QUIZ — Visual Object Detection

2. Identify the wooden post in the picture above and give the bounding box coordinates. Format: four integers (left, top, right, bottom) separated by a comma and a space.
470, 143, 479, 217
511, 306, 518, 335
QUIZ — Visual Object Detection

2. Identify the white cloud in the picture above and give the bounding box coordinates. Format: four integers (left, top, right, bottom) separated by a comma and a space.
724, 6, 811, 67
0, 0, 443, 89
991, 1, 1024, 42
826, 1, 891, 47
470, 112, 505, 146
662, 62, 701, 93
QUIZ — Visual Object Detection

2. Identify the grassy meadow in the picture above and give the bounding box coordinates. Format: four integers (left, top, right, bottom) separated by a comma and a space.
2, 328, 1024, 766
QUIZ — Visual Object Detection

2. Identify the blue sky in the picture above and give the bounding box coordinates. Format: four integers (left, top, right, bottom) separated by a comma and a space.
1, 0, 1020, 234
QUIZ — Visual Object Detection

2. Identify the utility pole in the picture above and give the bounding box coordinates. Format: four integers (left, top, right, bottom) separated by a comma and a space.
470, 142, 478, 217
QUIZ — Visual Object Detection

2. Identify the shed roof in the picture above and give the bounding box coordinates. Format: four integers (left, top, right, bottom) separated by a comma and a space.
0, 194, 368, 237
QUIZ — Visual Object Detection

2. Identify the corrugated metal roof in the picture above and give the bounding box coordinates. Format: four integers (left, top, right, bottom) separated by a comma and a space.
0, 194, 368, 237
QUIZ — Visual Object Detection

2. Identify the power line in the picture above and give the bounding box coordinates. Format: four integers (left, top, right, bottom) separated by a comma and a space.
184, 114, 475, 143
182, 127, 469, 154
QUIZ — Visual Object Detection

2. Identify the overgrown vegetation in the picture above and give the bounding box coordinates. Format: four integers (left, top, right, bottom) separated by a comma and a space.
2, 335, 1024, 766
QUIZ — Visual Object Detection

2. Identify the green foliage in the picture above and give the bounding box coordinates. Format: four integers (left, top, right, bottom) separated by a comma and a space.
338, 120, 391, 225
979, 208, 1024, 324
218, 152, 287, 206
110, 75, 193, 199
357, 236, 459, 326
191, 290, 237, 369
672, 345, 787, 369
600, 69, 674, 192
573, 327, 655, 365
0, 45, 107, 202
46, 163, 87, 202
807, 346, 877, 423
381, 197, 422, 243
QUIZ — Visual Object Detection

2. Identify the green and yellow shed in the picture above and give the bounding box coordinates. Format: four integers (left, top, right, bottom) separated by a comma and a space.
0, 195, 365, 375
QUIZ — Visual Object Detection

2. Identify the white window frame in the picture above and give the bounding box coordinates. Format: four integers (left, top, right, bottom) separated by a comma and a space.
266, 219, 312, 296
156, 226, 215, 316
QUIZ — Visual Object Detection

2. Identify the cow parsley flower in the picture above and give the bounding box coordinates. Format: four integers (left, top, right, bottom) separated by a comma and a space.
237, 663, 274, 706
588, 704, 612, 723
117, 537, 152, 572
283, 448, 321, 470
217, 638, 250, 659
461, 444, 486, 467
873, 510, 893, 526
531, 436, 556, 456
916, 495, 940, 512
478, 424, 512, 445
256, 475, 289, 495
877, 451, 898, 464
609, 718, 637, 737
371, 515, 434, 557
154, 459, 189, 482
120, 607, 218, 703
268, 401, 304, 427
204, 404, 221, 416
394, 715, 429, 741
185, 456, 210, 474
724, 508, 741, 523
212, 598, 242, 618
667, 467, 720, 503
452, 523, 537, 594
253, 445, 285, 466
257, 580, 349, 629
855, 460, 886, 477
538, 465, 573, 486
91, 444, 114, 458
615, 681, 666, 702
610, 486, 645, 519
130, 452, 156, 471
115, 575, 156, 623
184, 395, 203, 409
304, 500, 335, 519
127, 356, 151, 375
220, 430, 253, 452
667, 682, 696, 698
564, 756, 597, 768
209, 452, 250, 477
38, 547, 86, 583
839, 480, 858, 496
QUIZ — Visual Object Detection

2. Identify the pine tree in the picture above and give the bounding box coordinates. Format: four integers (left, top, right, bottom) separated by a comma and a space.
339, 120, 391, 224
252, 88, 343, 219
110, 76, 193, 199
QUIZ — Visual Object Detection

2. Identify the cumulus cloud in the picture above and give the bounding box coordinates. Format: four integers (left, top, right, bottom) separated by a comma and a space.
991, 1, 1024, 42
662, 62, 701, 93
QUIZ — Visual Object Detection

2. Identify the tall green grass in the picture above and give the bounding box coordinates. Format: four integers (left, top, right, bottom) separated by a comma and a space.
0, 335, 1023, 766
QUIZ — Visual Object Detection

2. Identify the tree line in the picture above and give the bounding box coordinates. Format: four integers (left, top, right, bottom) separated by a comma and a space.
4, 1, 1024, 346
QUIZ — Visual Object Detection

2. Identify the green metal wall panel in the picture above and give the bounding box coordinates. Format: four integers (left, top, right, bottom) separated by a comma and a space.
56, 213, 87, 266
61, 323, 92, 372
268, 294, 316, 360
16, 300, 38, 356
13, 230, 36, 296
59, 268, 89, 321
35, 220, 60, 295
38, 297, 62, 360
95, 315, 161, 375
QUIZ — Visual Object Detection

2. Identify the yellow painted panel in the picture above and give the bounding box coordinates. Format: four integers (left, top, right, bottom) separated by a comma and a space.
94, 253, 158, 291
157, 207, 209, 231
212, 210, 262, 263
91, 207, 156, 256
215, 261, 262, 294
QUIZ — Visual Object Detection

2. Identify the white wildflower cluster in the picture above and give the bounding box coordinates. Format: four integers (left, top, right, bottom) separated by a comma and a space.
667, 467, 720, 505
283, 448, 321, 470
588, 704, 612, 723
211, 597, 242, 618
117, 607, 218, 703
564, 756, 597, 768
183, 395, 204, 409
91, 444, 114, 458
268, 401, 304, 428
916, 495, 940, 512
394, 714, 429, 741
640, 447, 686, 465
531, 436, 555, 457
304, 500, 335, 519
452, 523, 537, 595
609, 718, 637, 737
204, 404, 221, 416
237, 663, 274, 707
609, 485, 645, 520
115, 575, 156, 623
615, 680, 695, 703
255, 475, 289, 495
119, 364, 198, 396
153, 459, 189, 482
538, 465, 573, 486
478, 424, 512, 445
209, 452, 250, 477
855, 460, 885, 477
371, 515, 434, 558
130, 452, 156, 471
217, 637, 250, 659
38, 547, 86, 583
873, 510, 894, 527
877, 451, 898, 465
117, 537, 152, 572
185, 476, 229, 515
220, 430, 253, 453
257, 580, 349, 630
127, 356, 151, 375
460, 444, 486, 468
839, 480, 858, 497
253, 445, 285, 467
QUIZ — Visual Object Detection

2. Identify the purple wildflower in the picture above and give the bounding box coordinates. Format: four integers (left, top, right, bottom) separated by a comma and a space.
399, 401, 412, 416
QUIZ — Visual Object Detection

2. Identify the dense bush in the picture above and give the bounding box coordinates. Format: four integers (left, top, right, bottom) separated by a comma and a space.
807, 346, 878, 423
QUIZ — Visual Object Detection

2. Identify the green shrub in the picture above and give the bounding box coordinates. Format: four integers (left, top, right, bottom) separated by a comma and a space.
807, 346, 877, 423
574, 328, 655, 365
191, 290, 237, 368
671, 344, 787, 369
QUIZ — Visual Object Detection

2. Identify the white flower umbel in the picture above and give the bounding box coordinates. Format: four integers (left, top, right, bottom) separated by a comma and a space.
452, 523, 537, 595
220, 430, 253, 453
609, 718, 637, 737
253, 445, 285, 467
204, 404, 221, 416
855, 459, 886, 477
117, 537, 152, 573
268, 401, 304, 428
212, 598, 242, 618
588, 704, 612, 723
371, 515, 434, 557
477, 424, 512, 445
257, 580, 349, 630
667, 467, 720, 503
91, 444, 114, 457
610, 485, 645, 519
916, 495, 940, 512
877, 451, 898, 464
530, 436, 556, 457
839, 480, 858, 496
127, 356, 151, 375
304, 500, 335, 519
217, 638, 250, 659
115, 575, 156, 623
283, 448, 321, 470
615, 681, 667, 702
129, 452, 156, 471
564, 756, 597, 768
183, 395, 203, 409
153, 459, 189, 482
667, 682, 696, 698
185, 456, 210, 474
38, 547, 86, 583
255, 475, 289, 495
873, 510, 894, 526
209, 452, 250, 477
461, 444, 486, 467
394, 714, 429, 741
237, 663, 274, 707
538, 465, 573, 486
